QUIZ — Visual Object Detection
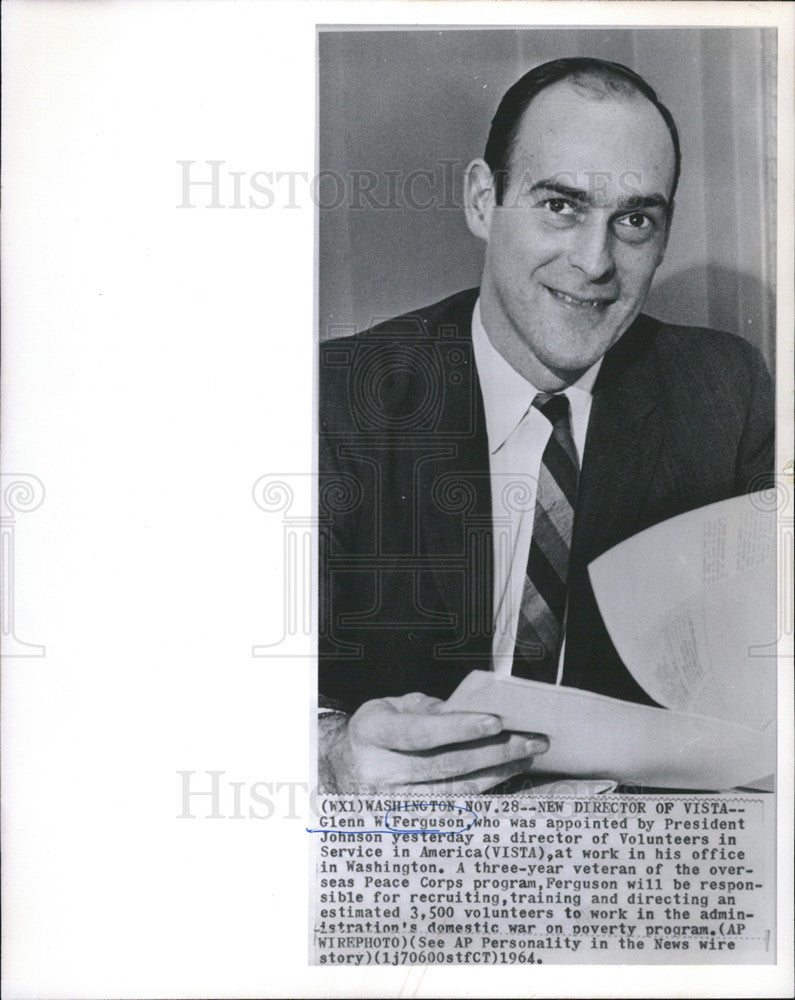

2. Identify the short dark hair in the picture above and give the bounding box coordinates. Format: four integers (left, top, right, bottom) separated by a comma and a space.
484, 57, 681, 205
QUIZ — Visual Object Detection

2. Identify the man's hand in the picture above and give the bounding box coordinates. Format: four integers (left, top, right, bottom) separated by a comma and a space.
319, 692, 548, 793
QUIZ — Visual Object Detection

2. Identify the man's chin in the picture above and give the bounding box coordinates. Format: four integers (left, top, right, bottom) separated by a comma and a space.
543, 348, 612, 384
545, 323, 634, 378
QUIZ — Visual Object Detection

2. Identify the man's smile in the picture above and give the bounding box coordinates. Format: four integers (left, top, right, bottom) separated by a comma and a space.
544, 285, 616, 309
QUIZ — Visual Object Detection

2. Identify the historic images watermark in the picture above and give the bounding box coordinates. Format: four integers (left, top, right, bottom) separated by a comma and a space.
176, 160, 658, 213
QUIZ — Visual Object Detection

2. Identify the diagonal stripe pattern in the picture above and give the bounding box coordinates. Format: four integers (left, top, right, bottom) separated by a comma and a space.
512, 393, 579, 683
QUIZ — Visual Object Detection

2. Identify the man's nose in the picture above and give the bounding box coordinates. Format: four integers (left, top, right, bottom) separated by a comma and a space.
566, 216, 616, 282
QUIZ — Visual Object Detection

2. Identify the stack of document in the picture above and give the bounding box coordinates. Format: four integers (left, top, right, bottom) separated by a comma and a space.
443, 493, 777, 790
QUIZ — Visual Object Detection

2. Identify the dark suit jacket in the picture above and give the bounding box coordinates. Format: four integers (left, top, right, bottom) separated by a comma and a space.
319, 288, 774, 714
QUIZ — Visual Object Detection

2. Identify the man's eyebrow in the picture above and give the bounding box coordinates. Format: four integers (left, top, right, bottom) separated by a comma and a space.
527, 179, 671, 213
528, 179, 591, 204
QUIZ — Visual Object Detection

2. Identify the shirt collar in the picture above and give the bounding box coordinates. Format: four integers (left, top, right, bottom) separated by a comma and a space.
471, 297, 602, 454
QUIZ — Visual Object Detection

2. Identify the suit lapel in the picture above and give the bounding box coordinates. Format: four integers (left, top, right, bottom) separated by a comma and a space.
415, 291, 494, 638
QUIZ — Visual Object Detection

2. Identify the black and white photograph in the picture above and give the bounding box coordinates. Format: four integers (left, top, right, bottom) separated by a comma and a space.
312, 24, 787, 971
2, 2, 793, 998
317, 28, 776, 789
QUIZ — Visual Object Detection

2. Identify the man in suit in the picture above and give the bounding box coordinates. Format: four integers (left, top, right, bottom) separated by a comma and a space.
317, 58, 774, 793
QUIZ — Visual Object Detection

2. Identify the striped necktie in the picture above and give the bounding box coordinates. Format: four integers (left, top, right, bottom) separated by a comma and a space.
512, 392, 579, 683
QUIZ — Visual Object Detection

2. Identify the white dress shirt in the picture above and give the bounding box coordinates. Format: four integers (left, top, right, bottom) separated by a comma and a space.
470, 298, 602, 680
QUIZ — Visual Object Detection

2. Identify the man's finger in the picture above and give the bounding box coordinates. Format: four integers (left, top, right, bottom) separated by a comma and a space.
354, 702, 503, 751
401, 732, 549, 783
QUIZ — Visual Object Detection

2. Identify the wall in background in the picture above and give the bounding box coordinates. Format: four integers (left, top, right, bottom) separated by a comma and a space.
318, 27, 776, 374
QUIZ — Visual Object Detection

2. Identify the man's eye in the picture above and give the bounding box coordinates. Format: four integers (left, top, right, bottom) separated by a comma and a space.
543, 198, 576, 216
617, 212, 652, 230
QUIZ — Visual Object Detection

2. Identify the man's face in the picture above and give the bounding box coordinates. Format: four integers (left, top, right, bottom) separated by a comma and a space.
476, 80, 676, 389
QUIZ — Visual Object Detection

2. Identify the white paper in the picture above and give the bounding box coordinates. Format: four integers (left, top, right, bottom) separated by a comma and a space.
588, 493, 777, 730
443, 669, 774, 790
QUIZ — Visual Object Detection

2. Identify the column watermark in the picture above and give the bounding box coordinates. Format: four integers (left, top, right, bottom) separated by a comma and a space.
1, 473, 46, 657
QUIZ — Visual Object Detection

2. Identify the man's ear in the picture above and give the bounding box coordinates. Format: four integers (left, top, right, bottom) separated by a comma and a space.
463, 159, 496, 241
